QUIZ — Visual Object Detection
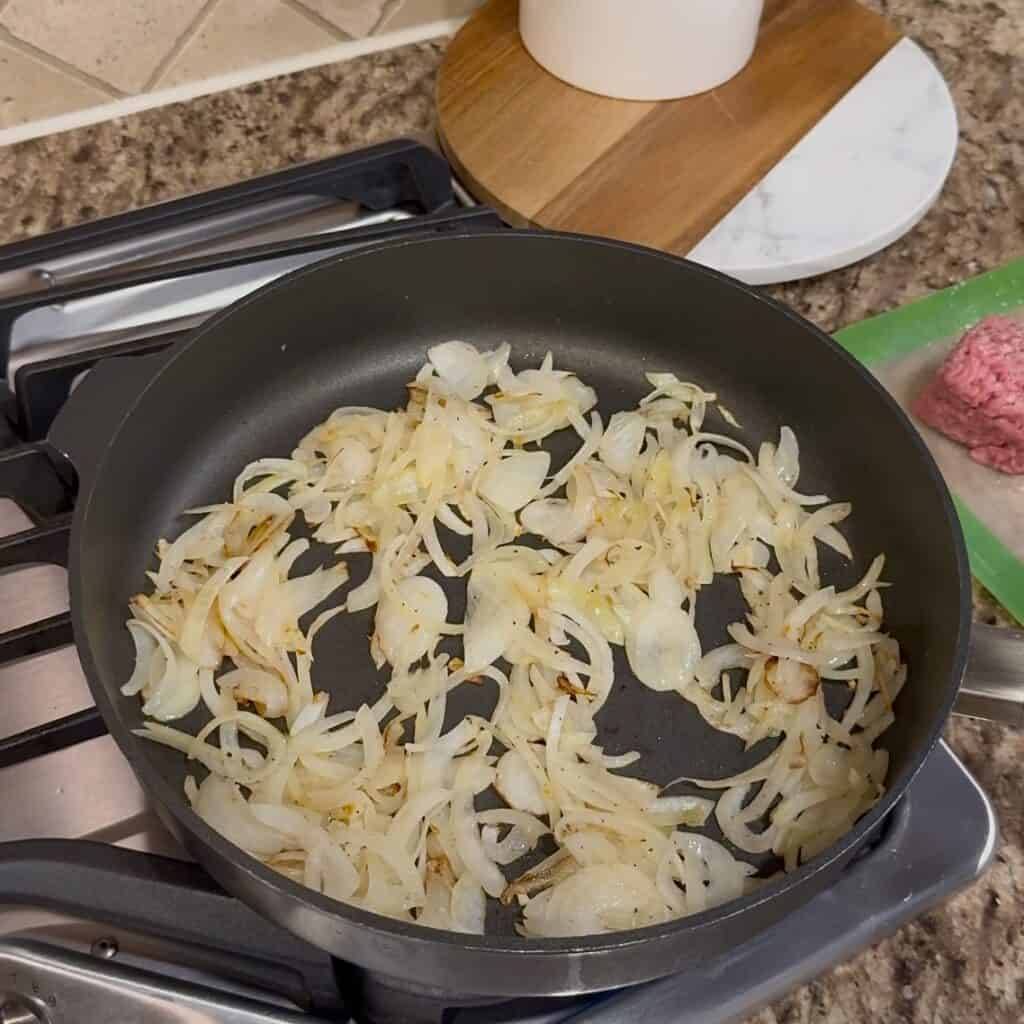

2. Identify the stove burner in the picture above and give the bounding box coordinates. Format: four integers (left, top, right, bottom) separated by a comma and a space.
0, 140, 1000, 1024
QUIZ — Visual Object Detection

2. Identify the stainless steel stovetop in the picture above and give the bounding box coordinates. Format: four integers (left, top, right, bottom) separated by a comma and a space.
0, 141, 999, 1024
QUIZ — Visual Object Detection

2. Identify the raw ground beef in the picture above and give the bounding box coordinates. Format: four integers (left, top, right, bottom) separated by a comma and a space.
911, 315, 1024, 474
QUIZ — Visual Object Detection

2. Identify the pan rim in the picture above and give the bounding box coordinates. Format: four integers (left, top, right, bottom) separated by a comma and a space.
69, 228, 972, 959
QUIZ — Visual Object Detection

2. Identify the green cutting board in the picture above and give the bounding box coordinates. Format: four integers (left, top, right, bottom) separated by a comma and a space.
835, 257, 1024, 622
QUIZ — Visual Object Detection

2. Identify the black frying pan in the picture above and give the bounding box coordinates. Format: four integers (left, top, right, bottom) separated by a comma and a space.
50, 232, 971, 1002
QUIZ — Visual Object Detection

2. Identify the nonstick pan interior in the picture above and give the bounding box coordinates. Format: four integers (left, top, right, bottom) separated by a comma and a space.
71, 232, 968, 952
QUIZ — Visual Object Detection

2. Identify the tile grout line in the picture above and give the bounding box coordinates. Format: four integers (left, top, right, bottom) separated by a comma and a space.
142, 0, 224, 92
281, 0, 354, 42
374, 0, 407, 34
0, 25, 126, 99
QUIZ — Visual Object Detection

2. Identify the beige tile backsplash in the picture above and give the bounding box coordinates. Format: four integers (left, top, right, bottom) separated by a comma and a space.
2, 0, 209, 93
0, 39, 109, 129
158, 0, 341, 88
0, 0, 483, 136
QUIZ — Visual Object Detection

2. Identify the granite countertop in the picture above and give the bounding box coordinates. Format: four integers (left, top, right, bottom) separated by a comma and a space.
0, 0, 1021, 1021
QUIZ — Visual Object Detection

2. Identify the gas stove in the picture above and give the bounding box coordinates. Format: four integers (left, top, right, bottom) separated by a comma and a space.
0, 141, 998, 1024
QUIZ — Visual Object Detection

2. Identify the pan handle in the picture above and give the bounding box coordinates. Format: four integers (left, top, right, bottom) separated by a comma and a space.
955, 622, 1024, 728
46, 349, 173, 495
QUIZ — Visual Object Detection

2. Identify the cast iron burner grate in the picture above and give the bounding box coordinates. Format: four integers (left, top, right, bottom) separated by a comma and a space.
0, 140, 999, 1024
0, 442, 83, 763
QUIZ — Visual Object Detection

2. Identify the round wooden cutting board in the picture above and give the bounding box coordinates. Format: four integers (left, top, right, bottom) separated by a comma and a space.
437, 0, 903, 258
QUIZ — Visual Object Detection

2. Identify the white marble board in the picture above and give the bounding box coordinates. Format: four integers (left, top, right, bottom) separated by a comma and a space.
687, 39, 959, 285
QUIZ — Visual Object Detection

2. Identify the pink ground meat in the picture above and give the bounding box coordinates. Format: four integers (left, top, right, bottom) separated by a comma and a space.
911, 316, 1024, 474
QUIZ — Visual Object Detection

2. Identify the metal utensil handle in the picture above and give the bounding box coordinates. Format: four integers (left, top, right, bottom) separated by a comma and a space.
956, 622, 1024, 727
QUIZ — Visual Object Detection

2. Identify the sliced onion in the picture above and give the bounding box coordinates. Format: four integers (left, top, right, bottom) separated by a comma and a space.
122, 620, 160, 697
520, 495, 594, 546
619, 568, 701, 692
494, 749, 547, 815
141, 641, 201, 723
599, 411, 646, 475
451, 791, 507, 898
128, 340, 901, 938
463, 565, 530, 672
521, 864, 670, 937
194, 775, 288, 856
450, 874, 486, 933
179, 558, 246, 666
374, 575, 449, 669
478, 451, 551, 512
428, 341, 490, 400
220, 667, 289, 718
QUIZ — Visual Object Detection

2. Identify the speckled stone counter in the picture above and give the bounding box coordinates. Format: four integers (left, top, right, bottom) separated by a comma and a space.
0, 1, 1020, 1021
